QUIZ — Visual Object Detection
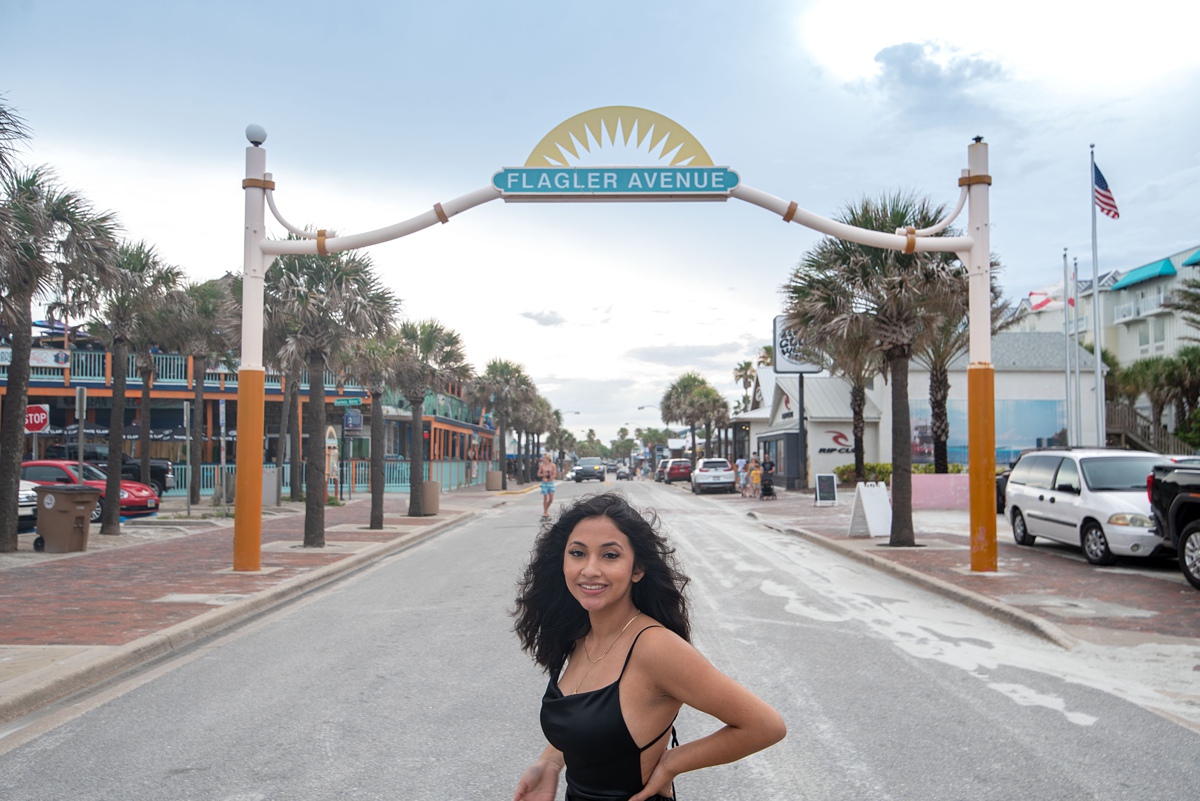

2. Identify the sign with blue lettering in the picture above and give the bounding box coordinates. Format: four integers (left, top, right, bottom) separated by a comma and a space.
494, 167, 739, 201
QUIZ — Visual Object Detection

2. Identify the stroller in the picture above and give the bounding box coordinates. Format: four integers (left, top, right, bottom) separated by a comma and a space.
760, 470, 777, 500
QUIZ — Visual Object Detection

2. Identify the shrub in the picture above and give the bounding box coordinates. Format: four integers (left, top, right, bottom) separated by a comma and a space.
832, 463, 893, 484
912, 463, 965, 474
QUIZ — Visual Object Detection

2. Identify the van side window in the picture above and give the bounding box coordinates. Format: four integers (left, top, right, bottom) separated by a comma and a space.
1053, 459, 1081, 494
1020, 455, 1062, 490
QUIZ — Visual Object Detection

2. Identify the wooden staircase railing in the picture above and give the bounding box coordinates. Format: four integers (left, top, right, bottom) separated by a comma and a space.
1105, 401, 1193, 455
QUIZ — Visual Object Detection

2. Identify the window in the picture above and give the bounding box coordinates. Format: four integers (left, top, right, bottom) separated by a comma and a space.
1010, 454, 1061, 490
1138, 322, 1150, 348
1153, 316, 1166, 344
1053, 459, 1081, 494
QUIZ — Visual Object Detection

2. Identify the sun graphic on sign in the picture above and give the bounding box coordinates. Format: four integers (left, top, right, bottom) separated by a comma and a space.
525, 106, 715, 168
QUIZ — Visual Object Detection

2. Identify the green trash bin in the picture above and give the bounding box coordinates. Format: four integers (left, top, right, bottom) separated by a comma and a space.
33, 485, 102, 553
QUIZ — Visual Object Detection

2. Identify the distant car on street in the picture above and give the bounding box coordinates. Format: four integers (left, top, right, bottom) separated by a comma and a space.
573, 457, 606, 482
664, 459, 693, 484
21, 460, 159, 523
616, 465, 632, 480
18, 479, 37, 531
691, 458, 736, 494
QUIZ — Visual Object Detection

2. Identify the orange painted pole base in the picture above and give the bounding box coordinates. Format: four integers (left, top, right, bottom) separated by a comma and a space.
968, 363, 997, 571
233, 367, 264, 571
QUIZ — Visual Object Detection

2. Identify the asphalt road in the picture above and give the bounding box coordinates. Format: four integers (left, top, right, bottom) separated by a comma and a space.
2, 479, 1196, 800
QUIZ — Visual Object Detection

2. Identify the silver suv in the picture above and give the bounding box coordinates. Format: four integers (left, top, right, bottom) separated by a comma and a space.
1005, 448, 1169, 565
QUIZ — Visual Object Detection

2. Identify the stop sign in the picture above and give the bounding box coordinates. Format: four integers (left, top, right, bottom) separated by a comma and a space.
24, 404, 50, 434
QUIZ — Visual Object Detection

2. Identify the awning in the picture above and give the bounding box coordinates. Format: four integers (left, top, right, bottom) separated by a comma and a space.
1110, 258, 1176, 290
1183, 249, 1200, 267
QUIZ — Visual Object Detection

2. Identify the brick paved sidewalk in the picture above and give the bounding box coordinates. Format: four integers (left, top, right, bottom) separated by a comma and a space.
666, 481, 1200, 646
0, 482, 538, 724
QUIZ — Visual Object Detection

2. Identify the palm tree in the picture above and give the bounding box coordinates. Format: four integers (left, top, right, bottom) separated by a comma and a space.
164, 278, 234, 505
0, 98, 26, 179
0, 167, 118, 551
468, 359, 532, 491
756, 346, 773, 369
342, 335, 400, 529
89, 242, 181, 535
915, 264, 1016, 472
734, 360, 755, 394
693, 386, 729, 458
131, 283, 186, 490
392, 320, 471, 516
783, 192, 962, 546
662, 372, 710, 467
267, 245, 398, 547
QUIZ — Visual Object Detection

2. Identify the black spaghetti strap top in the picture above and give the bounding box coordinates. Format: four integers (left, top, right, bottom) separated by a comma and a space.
541, 626, 678, 801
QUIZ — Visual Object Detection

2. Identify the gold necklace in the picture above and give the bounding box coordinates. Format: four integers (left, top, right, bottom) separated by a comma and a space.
571, 613, 641, 694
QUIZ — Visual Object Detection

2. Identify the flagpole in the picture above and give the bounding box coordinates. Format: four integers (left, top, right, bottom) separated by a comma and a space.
1073, 256, 1083, 445
1063, 247, 1073, 445
1090, 145, 1105, 446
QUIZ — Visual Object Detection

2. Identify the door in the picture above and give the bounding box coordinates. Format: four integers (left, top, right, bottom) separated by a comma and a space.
1017, 455, 1063, 537
1039, 457, 1083, 545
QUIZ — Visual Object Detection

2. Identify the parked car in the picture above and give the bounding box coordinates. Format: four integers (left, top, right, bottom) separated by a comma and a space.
20, 460, 160, 523
573, 457, 606, 482
664, 459, 693, 484
655, 461, 668, 482
691, 458, 736, 494
1148, 459, 1200, 590
616, 465, 632, 480
1005, 448, 1169, 565
44, 443, 175, 499
18, 479, 38, 531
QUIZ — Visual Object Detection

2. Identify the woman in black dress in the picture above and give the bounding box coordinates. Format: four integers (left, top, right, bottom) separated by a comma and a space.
513, 493, 785, 801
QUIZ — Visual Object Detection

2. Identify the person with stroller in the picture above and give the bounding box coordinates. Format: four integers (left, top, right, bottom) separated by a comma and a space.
760, 454, 776, 500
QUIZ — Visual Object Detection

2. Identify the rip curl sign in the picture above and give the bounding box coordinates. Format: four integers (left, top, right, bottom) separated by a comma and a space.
820, 430, 853, 455
494, 107, 739, 201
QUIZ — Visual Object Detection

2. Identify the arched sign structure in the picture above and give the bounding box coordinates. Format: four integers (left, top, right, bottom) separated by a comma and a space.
235, 106, 994, 572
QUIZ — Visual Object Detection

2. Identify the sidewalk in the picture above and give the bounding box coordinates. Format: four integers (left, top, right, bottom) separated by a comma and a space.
0, 482, 539, 726
667, 480, 1200, 650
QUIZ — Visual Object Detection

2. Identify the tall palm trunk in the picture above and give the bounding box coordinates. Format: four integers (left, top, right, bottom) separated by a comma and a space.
929, 364, 950, 474
689, 425, 697, 467
369, 389, 384, 529
406, 395, 426, 516
0, 290, 34, 551
850, 382, 866, 481
497, 418, 508, 490
190, 356, 205, 505
274, 371, 291, 507
888, 353, 914, 546
102, 340, 128, 535
138, 358, 154, 487
303, 351, 327, 547
288, 367, 302, 502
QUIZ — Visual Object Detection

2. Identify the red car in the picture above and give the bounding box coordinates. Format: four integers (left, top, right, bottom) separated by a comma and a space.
21, 460, 159, 523
664, 459, 693, 484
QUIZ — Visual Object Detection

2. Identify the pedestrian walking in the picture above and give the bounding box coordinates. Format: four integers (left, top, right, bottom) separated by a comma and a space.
537, 453, 558, 522
749, 458, 762, 500
734, 453, 747, 497
513, 493, 786, 801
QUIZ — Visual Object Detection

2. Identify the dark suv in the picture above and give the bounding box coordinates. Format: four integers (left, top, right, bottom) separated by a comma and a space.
574, 457, 606, 482
45, 443, 175, 498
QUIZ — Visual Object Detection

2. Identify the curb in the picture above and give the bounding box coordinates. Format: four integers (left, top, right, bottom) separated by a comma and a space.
747, 515, 1078, 651
0, 511, 476, 726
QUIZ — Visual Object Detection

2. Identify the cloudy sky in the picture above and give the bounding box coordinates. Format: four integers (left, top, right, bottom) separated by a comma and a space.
4, 0, 1198, 443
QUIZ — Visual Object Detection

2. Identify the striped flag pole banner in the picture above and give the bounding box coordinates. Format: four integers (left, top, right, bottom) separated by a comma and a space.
1093, 163, 1120, 219
1089, 146, 1115, 445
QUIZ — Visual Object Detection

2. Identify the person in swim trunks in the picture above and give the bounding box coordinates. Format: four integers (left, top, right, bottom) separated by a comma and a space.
538, 454, 558, 521
513, 493, 786, 801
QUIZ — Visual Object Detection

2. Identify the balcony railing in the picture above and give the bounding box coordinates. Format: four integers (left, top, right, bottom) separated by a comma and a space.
1113, 302, 1137, 323
3, 348, 364, 394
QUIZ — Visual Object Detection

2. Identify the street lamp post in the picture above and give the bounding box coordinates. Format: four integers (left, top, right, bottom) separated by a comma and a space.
234, 124, 271, 572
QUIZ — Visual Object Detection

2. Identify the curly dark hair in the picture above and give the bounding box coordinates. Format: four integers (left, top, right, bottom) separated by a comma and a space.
513, 492, 691, 674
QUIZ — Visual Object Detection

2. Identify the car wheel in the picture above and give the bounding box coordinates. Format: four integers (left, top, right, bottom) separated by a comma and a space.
1081, 520, 1118, 566
1179, 521, 1200, 591
1011, 509, 1035, 546
90, 501, 103, 524
150, 481, 164, 498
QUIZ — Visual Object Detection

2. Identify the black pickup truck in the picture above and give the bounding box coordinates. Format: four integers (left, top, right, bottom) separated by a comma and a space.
44, 443, 175, 498
1148, 461, 1200, 590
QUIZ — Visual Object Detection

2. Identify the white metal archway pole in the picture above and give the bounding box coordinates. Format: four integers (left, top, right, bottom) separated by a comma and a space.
236, 132, 995, 572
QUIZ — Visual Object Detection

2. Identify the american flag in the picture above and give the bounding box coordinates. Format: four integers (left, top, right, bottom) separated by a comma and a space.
1093, 163, 1119, 220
